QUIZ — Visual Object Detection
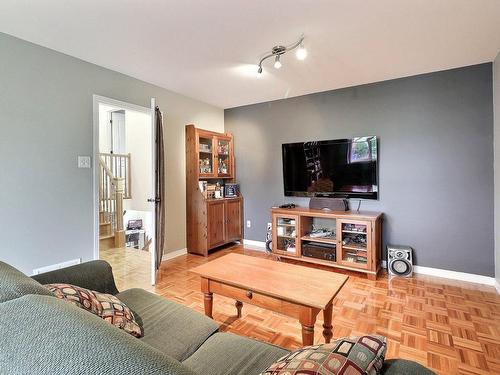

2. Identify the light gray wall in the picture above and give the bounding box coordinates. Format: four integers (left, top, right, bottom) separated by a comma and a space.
225, 63, 494, 277
494, 52, 500, 288
0, 32, 224, 275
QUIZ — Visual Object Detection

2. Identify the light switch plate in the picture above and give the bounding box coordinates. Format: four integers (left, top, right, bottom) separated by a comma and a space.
78, 156, 91, 169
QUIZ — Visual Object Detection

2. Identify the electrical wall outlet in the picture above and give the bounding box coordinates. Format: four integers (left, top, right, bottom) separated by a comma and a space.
246, 220, 251, 228
78, 156, 91, 169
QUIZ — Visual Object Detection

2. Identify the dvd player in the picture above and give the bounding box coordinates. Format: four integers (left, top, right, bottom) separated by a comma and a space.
302, 242, 336, 262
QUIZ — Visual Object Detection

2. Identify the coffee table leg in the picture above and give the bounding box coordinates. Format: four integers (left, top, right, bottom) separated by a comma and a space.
301, 324, 315, 346
203, 292, 213, 318
235, 300, 243, 318
299, 307, 318, 346
322, 303, 333, 343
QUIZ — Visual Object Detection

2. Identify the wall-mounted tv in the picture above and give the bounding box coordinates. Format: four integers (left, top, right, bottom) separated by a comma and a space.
282, 136, 378, 199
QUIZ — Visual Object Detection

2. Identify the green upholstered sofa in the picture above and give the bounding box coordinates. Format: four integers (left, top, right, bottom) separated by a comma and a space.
0, 260, 435, 375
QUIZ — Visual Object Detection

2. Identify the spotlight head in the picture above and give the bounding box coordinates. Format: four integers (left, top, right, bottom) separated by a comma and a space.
296, 43, 307, 60
274, 55, 282, 69
257, 65, 263, 74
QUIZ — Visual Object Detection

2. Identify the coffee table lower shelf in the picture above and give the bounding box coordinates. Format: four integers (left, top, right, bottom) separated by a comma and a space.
200, 277, 333, 346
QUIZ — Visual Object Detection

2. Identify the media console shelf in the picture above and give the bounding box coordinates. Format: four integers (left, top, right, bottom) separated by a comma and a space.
271, 207, 383, 280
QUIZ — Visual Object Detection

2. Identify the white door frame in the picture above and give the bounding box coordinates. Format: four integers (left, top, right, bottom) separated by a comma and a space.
92, 94, 157, 285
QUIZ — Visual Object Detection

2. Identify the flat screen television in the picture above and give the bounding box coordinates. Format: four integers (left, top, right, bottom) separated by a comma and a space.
282, 136, 378, 199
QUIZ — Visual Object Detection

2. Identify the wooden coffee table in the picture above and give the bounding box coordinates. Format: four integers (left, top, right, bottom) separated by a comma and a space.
190, 253, 348, 346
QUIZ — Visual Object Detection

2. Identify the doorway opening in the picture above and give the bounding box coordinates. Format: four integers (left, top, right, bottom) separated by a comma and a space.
93, 95, 156, 287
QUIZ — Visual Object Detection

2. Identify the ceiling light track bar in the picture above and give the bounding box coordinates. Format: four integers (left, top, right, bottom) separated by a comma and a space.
257, 34, 306, 74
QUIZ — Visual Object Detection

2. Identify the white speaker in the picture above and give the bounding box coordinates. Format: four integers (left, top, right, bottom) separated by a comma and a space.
387, 245, 413, 277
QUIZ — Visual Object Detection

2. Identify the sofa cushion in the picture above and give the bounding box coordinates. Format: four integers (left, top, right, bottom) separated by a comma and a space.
0, 261, 52, 303
46, 283, 142, 337
381, 359, 436, 375
0, 294, 197, 375
116, 288, 219, 361
183, 332, 289, 375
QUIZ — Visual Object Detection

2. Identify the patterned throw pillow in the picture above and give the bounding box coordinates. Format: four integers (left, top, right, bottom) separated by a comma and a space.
260, 335, 386, 375
45, 283, 142, 338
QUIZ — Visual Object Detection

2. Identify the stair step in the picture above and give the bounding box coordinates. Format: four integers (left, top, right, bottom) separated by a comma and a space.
99, 233, 115, 251
99, 221, 112, 236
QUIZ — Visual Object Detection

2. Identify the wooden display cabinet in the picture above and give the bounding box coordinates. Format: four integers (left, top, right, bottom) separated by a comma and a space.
271, 207, 382, 280
186, 124, 243, 256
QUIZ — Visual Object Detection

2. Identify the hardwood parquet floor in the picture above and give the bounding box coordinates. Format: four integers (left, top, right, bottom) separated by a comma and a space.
102, 245, 500, 375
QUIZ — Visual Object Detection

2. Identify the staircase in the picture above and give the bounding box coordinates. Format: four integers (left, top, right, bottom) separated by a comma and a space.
99, 153, 131, 250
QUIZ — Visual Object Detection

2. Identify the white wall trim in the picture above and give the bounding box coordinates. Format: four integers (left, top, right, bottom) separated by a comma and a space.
495, 280, 500, 294
243, 239, 266, 248
412, 265, 496, 286
243, 239, 267, 252
382, 260, 495, 286
162, 248, 187, 262
32, 258, 81, 276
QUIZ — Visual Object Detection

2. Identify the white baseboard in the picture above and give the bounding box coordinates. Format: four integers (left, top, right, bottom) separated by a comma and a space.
243, 239, 267, 252
412, 265, 496, 286
32, 258, 81, 276
161, 248, 187, 262
382, 259, 496, 287
495, 280, 500, 294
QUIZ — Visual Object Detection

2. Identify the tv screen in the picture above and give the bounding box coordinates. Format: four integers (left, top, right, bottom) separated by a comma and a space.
282, 136, 378, 199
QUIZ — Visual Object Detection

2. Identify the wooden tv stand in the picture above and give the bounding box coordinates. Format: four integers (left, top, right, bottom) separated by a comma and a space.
271, 207, 383, 280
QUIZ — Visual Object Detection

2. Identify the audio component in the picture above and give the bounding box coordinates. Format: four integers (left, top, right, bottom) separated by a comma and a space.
309, 197, 349, 211
302, 242, 337, 262
387, 245, 413, 277
265, 222, 272, 253
279, 203, 297, 209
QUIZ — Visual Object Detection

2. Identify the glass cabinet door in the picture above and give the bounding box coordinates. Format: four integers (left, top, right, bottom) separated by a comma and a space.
338, 220, 371, 269
216, 137, 232, 177
273, 214, 299, 257
198, 136, 214, 177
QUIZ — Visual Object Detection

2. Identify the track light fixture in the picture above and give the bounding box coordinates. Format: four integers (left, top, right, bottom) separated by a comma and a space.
257, 34, 306, 74
274, 55, 282, 69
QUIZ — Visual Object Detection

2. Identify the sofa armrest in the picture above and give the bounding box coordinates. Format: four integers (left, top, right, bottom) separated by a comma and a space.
31, 260, 119, 295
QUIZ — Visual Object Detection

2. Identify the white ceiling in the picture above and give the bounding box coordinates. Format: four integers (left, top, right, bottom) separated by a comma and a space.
1, 1, 499, 109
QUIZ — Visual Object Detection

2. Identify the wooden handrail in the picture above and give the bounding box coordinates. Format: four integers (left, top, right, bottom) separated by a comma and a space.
99, 157, 116, 185
99, 153, 131, 199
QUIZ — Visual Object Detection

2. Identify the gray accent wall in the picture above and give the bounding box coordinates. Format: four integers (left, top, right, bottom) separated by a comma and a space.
225, 63, 494, 277
494, 52, 500, 288
0, 33, 223, 275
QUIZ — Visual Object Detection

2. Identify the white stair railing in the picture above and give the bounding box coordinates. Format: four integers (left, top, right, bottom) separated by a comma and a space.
99, 153, 131, 199
99, 156, 126, 248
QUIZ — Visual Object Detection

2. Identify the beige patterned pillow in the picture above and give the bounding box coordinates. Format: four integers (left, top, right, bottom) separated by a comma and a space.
46, 283, 142, 338
260, 335, 386, 375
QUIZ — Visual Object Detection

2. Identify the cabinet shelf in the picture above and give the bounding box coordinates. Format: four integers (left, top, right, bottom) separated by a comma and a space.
301, 236, 337, 245
342, 245, 367, 251
342, 230, 367, 234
